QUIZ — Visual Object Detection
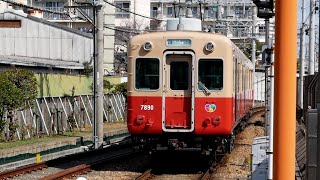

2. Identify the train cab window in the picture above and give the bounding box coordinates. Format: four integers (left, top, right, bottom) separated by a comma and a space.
135, 58, 159, 90
198, 59, 223, 90
170, 61, 189, 90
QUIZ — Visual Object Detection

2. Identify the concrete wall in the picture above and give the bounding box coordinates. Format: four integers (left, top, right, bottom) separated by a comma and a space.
105, 76, 127, 85
0, 10, 93, 65
35, 74, 92, 97
254, 71, 266, 103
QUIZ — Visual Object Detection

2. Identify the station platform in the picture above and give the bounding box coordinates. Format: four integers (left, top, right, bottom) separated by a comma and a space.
0, 122, 128, 171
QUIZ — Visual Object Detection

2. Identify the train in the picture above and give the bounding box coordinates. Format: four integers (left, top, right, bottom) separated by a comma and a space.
127, 20, 254, 155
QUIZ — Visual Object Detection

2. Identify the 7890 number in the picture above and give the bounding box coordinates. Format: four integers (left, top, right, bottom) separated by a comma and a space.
140, 105, 154, 111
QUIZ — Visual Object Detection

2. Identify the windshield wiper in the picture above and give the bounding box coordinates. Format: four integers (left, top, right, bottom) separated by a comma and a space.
198, 82, 211, 96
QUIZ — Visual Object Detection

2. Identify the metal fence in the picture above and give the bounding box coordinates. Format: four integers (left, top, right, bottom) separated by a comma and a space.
2, 94, 126, 140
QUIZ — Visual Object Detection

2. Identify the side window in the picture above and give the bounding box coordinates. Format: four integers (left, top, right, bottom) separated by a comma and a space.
198, 59, 223, 90
135, 58, 159, 90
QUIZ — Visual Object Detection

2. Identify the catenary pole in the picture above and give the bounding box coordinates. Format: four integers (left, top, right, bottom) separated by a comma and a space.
298, 0, 306, 108
317, 2, 320, 177
309, 0, 315, 75
273, 0, 298, 179
93, 0, 104, 149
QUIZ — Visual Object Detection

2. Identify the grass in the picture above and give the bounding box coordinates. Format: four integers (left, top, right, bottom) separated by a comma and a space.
0, 135, 72, 150
0, 122, 127, 150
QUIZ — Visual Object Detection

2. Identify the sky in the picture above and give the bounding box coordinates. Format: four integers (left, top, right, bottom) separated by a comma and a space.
297, 0, 319, 27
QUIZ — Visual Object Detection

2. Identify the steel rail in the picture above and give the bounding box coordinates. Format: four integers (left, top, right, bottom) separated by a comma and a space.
198, 169, 210, 180
135, 169, 153, 180
41, 150, 139, 180
0, 162, 47, 179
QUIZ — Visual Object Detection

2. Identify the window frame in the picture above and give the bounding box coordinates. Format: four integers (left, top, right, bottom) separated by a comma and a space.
167, 7, 173, 16
197, 58, 224, 92
115, 2, 130, 18
134, 57, 161, 92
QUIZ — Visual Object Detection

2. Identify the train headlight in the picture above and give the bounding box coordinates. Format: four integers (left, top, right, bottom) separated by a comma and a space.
212, 116, 221, 126
143, 42, 153, 51
136, 115, 145, 125
205, 42, 214, 52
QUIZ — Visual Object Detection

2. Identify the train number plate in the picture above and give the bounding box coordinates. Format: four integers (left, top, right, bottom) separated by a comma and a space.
140, 105, 154, 111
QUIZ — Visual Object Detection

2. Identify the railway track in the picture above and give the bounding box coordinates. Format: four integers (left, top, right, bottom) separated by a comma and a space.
0, 140, 135, 180
251, 106, 265, 114
41, 149, 140, 180
0, 162, 47, 179
135, 168, 210, 180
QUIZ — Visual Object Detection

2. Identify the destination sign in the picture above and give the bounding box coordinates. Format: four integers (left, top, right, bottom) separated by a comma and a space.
166, 39, 192, 47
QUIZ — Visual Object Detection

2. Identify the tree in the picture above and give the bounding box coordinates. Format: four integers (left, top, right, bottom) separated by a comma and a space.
113, 20, 151, 75
0, 68, 37, 140
242, 40, 263, 60
0, 77, 23, 130
1, 68, 37, 104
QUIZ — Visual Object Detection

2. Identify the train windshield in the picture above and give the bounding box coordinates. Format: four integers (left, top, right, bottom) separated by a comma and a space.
170, 61, 189, 90
135, 58, 159, 90
198, 59, 223, 90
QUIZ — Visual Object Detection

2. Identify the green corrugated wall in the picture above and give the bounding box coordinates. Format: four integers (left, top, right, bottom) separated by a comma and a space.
35, 74, 125, 97
35, 74, 93, 97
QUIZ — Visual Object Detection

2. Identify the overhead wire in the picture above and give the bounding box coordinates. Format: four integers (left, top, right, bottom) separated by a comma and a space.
105, 25, 162, 33
105, 26, 139, 34
0, 0, 68, 15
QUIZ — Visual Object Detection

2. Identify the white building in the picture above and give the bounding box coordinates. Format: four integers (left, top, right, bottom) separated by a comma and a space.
114, 0, 151, 29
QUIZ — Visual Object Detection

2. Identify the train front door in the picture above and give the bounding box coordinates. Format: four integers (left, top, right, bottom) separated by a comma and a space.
162, 52, 195, 132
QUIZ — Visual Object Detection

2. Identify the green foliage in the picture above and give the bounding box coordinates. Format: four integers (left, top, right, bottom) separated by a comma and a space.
82, 62, 93, 77
243, 40, 263, 60
0, 76, 23, 134
1, 68, 37, 105
103, 79, 114, 93
112, 82, 127, 97
8, 121, 19, 141
0, 68, 37, 138
0, 76, 23, 112
66, 87, 76, 131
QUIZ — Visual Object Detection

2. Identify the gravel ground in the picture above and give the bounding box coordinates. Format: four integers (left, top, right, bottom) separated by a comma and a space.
70, 154, 150, 180
211, 112, 265, 180
71, 151, 208, 180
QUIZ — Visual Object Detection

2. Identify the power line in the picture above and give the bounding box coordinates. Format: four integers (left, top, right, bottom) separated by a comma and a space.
104, 0, 165, 21
105, 26, 139, 33
0, 0, 68, 15
105, 25, 162, 33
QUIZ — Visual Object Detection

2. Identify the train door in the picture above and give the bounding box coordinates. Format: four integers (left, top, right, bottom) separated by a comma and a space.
234, 59, 238, 122
162, 51, 195, 132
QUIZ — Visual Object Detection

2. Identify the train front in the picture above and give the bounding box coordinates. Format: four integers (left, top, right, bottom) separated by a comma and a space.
127, 19, 234, 152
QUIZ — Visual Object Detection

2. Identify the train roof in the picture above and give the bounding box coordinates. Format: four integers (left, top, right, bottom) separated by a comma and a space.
130, 31, 253, 69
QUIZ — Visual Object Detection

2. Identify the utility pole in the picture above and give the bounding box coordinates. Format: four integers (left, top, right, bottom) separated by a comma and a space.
252, 0, 275, 179
317, 3, 320, 177
309, 0, 315, 75
264, 18, 270, 136
93, 0, 104, 149
298, 0, 306, 109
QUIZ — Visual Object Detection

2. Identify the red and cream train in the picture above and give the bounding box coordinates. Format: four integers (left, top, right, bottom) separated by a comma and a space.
127, 30, 254, 154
